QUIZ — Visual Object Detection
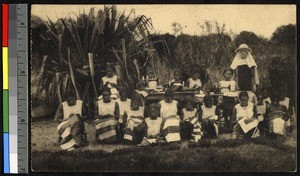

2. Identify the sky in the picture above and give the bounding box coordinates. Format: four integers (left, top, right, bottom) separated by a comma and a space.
31, 4, 296, 39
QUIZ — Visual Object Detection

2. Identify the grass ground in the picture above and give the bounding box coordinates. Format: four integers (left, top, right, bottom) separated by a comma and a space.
31, 119, 297, 172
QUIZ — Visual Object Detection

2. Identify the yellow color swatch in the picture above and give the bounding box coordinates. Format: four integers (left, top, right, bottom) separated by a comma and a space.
3, 47, 8, 90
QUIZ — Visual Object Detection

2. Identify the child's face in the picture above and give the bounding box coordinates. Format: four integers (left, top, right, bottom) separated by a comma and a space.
150, 107, 157, 118
174, 72, 181, 80
224, 71, 233, 81
186, 102, 194, 111
272, 98, 279, 106
67, 96, 76, 105
120, 92, 127, 101
131, 102, 140, 110
102, 91, 111, 102
262, 90, 269, 99
239, 50, 248, 59
239, 96, 249, 107
106, 69, 114, 77
204, 99, 213, 108
165, 96, 174, 103
192, 73, 200, 80
257, 95, 264, 104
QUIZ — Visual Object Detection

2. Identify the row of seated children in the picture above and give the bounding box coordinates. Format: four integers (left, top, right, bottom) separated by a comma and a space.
94, 87, 221, 146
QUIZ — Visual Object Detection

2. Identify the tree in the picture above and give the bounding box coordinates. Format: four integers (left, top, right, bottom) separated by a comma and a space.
234, 31, 263, 47
270, 24, 296, 50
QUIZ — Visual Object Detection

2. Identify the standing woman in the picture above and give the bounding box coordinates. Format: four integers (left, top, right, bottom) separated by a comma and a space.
230, 44, 259, 92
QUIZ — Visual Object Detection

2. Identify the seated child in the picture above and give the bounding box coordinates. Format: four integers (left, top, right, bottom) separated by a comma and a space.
181, 97, 202, 142
94, 88, 120, 143
218, 67, 239, 128
262, 87, 272, 105
232, 91, 259, 139
123, 94, 146, 144
278, 85, 294, 133
170, 71, 184, 91
256, 92, 267, 122
185, 68, 202, 90
157, 89, 181, 142
139, 103, 163, 146
55, 89, 87, 150
218, 67, 238, 93
265, 91, 290, 137
116, 88, 131, 125
100, 67, 121, 97
199, 94, 220, 138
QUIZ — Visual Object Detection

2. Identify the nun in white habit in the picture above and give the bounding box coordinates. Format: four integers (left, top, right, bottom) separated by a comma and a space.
230, 44, 260, 92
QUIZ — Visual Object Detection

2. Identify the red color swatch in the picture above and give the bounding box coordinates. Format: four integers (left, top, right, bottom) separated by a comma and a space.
2, 4, 8, 46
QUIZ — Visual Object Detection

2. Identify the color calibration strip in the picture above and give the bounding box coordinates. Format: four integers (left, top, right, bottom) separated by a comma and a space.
3, 3, 10, 174
2, 4, 28, 174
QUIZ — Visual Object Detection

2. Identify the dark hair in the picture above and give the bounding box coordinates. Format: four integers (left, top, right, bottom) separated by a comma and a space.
131, 94, 142, 106
66, 89, 75, 98
256, 91, 263, 97
203, 94, 213, 102
119, 88, 128, 94
149, 103, 158, 109
102, 87, 111, 95
165, 88, 174, 97
185, 96, 195, 106
238, 91, 249, 99
270, 91, 280, 101
223, 67, 233, 75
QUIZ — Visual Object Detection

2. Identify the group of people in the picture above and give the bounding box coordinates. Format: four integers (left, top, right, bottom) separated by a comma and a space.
54, 44, 295, 150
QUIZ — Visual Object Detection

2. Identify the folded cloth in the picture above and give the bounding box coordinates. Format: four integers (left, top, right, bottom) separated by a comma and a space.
123, 116, 146, 142
162, 116, 181, 142
95, 116, 118, 143
57, 114, 84, 150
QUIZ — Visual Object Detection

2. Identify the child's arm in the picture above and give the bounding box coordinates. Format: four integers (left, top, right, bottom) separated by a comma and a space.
114, 102, 120, 120
94, 101, 99, 119
253, 105, 258, 119
180, 109, 184, 121
235, 81, 239, 91
55, 104, 64, 123
231, 107, 237, 122
185, 79, 190, 88
198, 106, 203, 121
176, 101, 181, 116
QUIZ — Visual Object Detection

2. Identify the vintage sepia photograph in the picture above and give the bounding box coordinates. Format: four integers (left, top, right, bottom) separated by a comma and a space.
30, 4, 297, 172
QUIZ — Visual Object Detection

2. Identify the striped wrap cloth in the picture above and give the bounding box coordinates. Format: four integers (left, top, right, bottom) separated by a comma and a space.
162, 116, 181, 142
185, 116, 203, 142
57, 114, 84, 150
123, 116, 146, 142
95, 115, 118, 143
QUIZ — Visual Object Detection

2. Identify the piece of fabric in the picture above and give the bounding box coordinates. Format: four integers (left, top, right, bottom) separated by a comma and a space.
116, 99, 131, 123
219, 80, 236, 93
182, 108, 197, 121
269, 118, 287, 135
201, 105, 217, 120
61, 100, 83, 120
230, 52, 257, 70
188, 78, 202, 88
123, 115, 146, 143
162, 116, 181, 142
159, 100, 178, 119
235, 103, 254, 119
145, 117, 163, 137
97, 99, 116, 116
102, 75, 118, 85
186, 116, 203, 142
57, 114, 84, 150
95, 116, 118, 143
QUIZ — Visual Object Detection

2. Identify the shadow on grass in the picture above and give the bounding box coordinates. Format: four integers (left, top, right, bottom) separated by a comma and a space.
31, 137, 296, 172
